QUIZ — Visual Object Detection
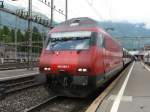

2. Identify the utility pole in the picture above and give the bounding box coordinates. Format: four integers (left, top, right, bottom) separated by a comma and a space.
65, 0, 68, 21
28, 0, 32, 69
50, 0, 53, 28
15, 16, 18, 60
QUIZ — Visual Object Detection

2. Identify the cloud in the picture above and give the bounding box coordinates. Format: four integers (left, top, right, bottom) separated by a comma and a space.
4, 0, 150, 25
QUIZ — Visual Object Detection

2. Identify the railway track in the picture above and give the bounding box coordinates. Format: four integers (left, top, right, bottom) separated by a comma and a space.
23, 95, 59, 112
0, 63, 132, 112
23, 95, 91, 112
0, 74, 46, 99
22, 64, 132, 112
0, 62, 37, 71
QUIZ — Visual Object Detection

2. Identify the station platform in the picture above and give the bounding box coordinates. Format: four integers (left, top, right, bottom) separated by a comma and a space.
0, 68, 39, 81
97, 62, 150, 112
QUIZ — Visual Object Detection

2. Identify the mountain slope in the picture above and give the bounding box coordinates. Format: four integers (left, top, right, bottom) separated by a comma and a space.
99, 21, 150, 37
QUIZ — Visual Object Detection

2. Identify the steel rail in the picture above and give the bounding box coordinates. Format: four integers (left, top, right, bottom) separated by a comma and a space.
23, 95, 59, 112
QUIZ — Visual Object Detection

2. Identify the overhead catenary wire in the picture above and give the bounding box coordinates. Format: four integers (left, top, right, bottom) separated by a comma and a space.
38, 0, 66, 16
104, 0, 130, 48
85, 0, 115, 33
85, 0, 105, 21
87, 0, 94, 6
85, 0, 132, 49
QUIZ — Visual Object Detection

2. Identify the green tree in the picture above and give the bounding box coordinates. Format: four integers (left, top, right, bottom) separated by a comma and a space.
17, 29, 24, 42
32, 27, 42, 41
1, 26, 11, 43
10, 29, 15, 42
32, 27, 42, 53
0, 28, 2, 41
16, 29, 25, 52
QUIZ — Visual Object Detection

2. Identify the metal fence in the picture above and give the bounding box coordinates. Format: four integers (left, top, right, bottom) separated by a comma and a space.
0, 8, 49, 64
115, 37, 150, 50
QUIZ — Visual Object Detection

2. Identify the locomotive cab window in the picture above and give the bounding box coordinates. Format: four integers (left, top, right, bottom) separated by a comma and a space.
45, 31, 96, 51
97, 33, 104, 48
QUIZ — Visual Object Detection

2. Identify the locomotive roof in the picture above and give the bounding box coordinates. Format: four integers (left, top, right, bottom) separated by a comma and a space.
50, 17, 121, 47
51, 17, 105, 32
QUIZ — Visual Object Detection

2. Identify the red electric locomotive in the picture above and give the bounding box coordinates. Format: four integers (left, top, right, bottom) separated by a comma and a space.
39, 17, 124, 97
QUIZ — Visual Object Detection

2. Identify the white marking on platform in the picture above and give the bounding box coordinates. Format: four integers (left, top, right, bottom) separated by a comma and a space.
0, 68, 38, 73
108, 95, 132, 102
110, 61, 135, 112
0, 69, 26, 73
0, 72, 39, 81
141, 63, 150, 72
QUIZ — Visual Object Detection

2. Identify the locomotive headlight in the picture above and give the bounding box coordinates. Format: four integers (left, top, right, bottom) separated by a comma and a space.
44, 67, 48, 70
82, 68, 87, 72
78, 68, 83, 72
44, 67, 51, 71
47, 67, 51, 71
78, 68, 88, 72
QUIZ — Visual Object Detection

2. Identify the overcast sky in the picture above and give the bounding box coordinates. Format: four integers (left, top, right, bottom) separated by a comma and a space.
5, 0, 150, 28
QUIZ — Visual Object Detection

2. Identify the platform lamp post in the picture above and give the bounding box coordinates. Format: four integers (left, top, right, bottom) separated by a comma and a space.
0, 0, 4, 35
50, 0, 53, 29
28, 0, 33, 70
4, 0, 17, 60
65, 0, 68, 21
0, 1, 3, 43
14, 9, 21, 61
15, 17, 17, 60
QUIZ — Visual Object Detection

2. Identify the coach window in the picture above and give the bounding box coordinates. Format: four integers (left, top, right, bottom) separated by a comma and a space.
97, 33, 103, 47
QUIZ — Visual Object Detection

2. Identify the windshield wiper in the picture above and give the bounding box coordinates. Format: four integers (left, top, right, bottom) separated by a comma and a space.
77, 49, 82, 54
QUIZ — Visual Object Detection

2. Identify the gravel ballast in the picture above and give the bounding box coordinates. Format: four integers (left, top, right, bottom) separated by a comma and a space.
0, 85, 50, 112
